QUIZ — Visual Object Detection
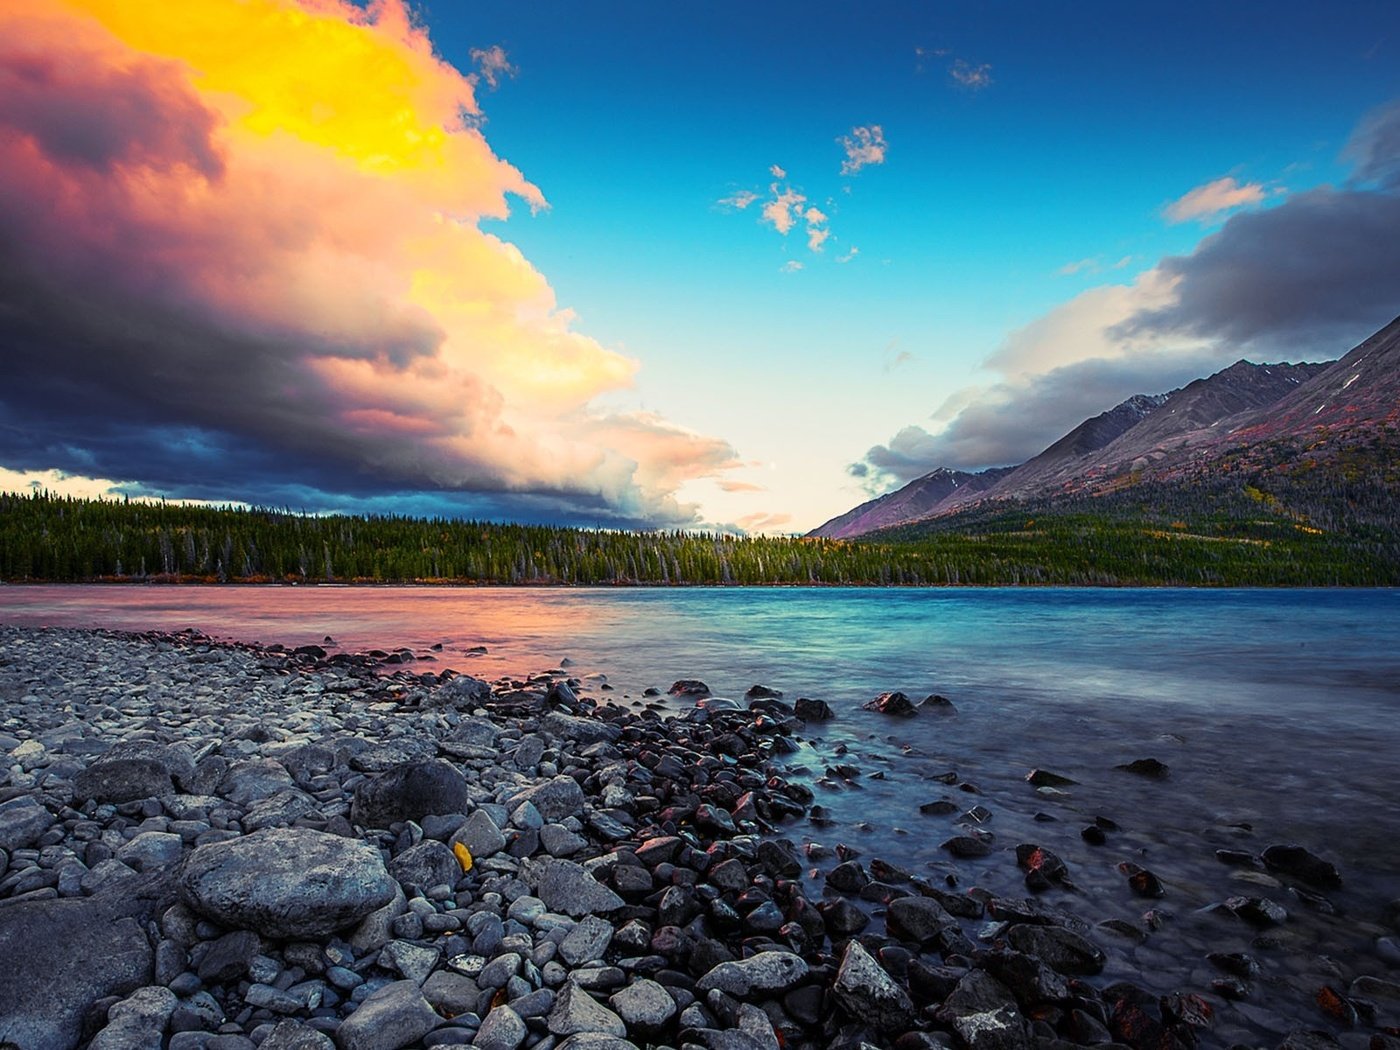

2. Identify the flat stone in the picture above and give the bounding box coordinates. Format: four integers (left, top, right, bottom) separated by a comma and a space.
548, 981, 627, 1037
74, 741, 186, 803
259, 1020, 336, 1050
474, 1005, 527, 1050
1005, 924, 1105, 975
886, 895, 955, 944
198, 929, 263, 983
560, 915, 614, 966
696, 951, 810, 997
335, 980, 441, 1050
608, 979, 676, 1033
381, 940, 441, 985
515, 776, 587, 823
89, 985, 178, 1050
178, 827, 395, 939
117, 831, 185, 873
536, 860, 624, 917
450, 809, 506, 859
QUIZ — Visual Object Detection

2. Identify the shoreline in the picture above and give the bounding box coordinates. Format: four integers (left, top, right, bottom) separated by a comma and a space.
1, 625, 1396, 1050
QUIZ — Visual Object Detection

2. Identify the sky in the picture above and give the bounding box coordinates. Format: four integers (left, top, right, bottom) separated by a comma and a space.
1, 0, 1398, 533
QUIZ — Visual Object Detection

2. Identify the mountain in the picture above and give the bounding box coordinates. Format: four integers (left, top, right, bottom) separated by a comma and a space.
812, 316, 1400, 538
808, 466, 1012, 539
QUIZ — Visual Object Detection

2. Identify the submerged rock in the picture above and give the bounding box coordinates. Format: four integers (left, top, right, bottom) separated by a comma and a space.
864, 691, 918, 716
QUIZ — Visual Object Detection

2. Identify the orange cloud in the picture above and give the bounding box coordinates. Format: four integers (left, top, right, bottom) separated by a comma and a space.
0, 0, 734, 524
1164, 176, 1268, 223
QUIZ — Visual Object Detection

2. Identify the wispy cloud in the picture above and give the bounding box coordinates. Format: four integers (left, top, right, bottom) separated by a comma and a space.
736, 511, 793, 534
780, 260, 804, 273
949, 59, 993, 90
719, 189, 759, 210
719, 479, 765, 493
839, 125, 887, 175
1164, 176, 1268, 223
837, 246, 859, 263
723, 167, 831, 254
1056, 254, 1133, 277
469, 45, 516, 90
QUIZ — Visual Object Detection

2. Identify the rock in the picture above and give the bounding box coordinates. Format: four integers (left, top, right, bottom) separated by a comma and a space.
421, 970, 480, 1016
259, 1020, 336, 1050
554, 1037, 641, 1050
1224, 895, 1288, 927
0, 873, 166, 1050
697, 952, 810, 997
831, 938, 916, 1031
1024, 769, 1076, 788
198, 929, 262, 983
388, 840, 460, 894
935, 971, 1029, 1050
887, 896, 956, 944
0, 797, 54, 850
381, 940, 441, 985
514, 775, 586, 823
609, 979, 676, 1033
178, 827, 395, 939
1118, 862, 1166, 898
542, 712, 623, 744
921, 694, 956, 713
560, 915, 615, 966
548, 981, 627, 1037
74, 740, 192, 803
942, 836, 993, 859
335, 980, 441, 1050
536, 859, 624, 917
88, 985, 178, 1050
863, 691, 917, 716
433, 674, 492, 707
1006, 925, 1105, 975
541, 823, 587, 858
117, 831, 185, 873
242, 789, 317, 832
1015, 844, 1070, 891
1115, 758, 1169, 779
475, 1006, 527, 1050
668, 680, 710, 697
793, 697, 833, 721
351, 761, 471, 828
217, 759, 298, 806
450, 810, 506, 859
1261, 844, 1342, 889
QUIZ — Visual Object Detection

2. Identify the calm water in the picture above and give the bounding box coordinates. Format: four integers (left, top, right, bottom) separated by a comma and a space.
4, 585, 1400, 1038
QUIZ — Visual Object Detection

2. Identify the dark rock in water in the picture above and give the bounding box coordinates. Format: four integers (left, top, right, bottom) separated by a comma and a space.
668, 679, 710, 697
1005, 924, 1105, 975
1025, 769, 1077, 788
695, 696, 743, 712
0, 872, 169, 1050
1162, 991, 1213, 1029
920, 799, 958, 816
1211, 977, 1250, 1001
1214, 848, 1261, 868
979, 949, 1070, 1007
818, 897, 869, 936
1118, 862, 1166, 898
1207, 951, 1259, 979
178, 827, 395, 938
1015, 844, 1071, 891
832, 938, 917, 1031
1080, 825, 1106, 846
1261, 844, 1342, 889
942, 836, 993, 859
934, 970, 1029, 1050
1314, 985, 1359, 1026
1103, 982, 1191, 1050
827, 860, 871, 894
921, 694, 957, 714
864, 691, 918, 717
336, 980, 441, 1050
73, 740, 187, 802
1097, 919, 1147, 943
1277, 1030, 1344, 1050
1115, 758, 1170, 779
745, 684, 784, 700
1224, 895, 1288, 927
886, 896, 956, 945
757, 840, 802, 879
793, 697, 833, 721
351, 760, 471, 827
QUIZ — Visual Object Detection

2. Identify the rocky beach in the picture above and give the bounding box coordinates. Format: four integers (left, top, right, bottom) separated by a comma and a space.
1, 624, 1397, 1050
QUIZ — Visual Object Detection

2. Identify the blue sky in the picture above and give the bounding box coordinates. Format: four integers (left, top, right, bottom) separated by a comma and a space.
2, 0, 1398, 531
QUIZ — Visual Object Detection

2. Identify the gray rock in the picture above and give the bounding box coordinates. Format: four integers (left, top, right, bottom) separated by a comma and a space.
0, 797, 54, 851
336, 980, 441, 1050
198, 929, 263, 983
886, 895, 956, 944
547, 982, 627, 1037
178, 827, 395, 939
536, 860, 623, 917
608, 979, 675, 1033
88, 985, 178, 1050
434, 675, 493, 708
74, 741, 187, 803
451, 810, 506, 860
350, 885, 408, 953
82, 858, 140, 895
242, 789, 318, 832
0, 873, 167, 1050
388, 840, 460, 894
259, 1020, 336, 1050
422, 971, 481, 1017
381, 940, 441, 985
514, 776, 586, 823
1005, 924, 1105, 976
474, 1005, 527, 1050
935, 971, 1030, 1050
478, 952, 522, 990
216, 759, 298, 806
448, 718, 499, 748
352, 761, 471, 828
696, 951, 810, 997
831, 939, 916, 1031
553, 1037, 640, 1050
559, 915, 614, 966
540, 713, 622, 745
540, 824, 587, 858
117, 831, 185, 873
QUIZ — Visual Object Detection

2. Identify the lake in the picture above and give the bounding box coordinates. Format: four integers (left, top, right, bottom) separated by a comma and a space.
4, 584, 1400, 1039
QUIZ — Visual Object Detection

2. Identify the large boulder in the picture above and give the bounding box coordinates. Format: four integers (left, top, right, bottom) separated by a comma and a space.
351, 761, 471, 828
73, 741, 190, 803
0, 871, 171, 1050
178, 827, 395, 939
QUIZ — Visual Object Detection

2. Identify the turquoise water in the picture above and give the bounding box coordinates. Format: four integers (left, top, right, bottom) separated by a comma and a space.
5, 585, 1400, 1037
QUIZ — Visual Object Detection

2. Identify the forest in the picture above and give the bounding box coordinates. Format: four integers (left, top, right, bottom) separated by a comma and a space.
2, 469, 1397, 587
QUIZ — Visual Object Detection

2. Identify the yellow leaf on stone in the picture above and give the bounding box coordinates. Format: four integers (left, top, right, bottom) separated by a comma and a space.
452, 841, 473, 872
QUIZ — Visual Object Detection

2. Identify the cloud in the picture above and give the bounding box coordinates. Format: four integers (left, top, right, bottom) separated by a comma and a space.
949, 59, 993, 90
735, 511, 792, 534
769, 164, 786, 179
837, 246, 859, 263
762, 186, 806, 235
838, 125, 887, 175
853, 100, 1400, 483
0, 0, 737, 527
780, 260, 804, 273
719, 189, 759, 209
469, 45, 517, 91
1163, 176, 1268, 223
718, 480, 765, 493
725, 167, 831, 253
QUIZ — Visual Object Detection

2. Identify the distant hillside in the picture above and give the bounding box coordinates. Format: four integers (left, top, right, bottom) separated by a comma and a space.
809, 466, 1012, 539
813, 316, 1399, 538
